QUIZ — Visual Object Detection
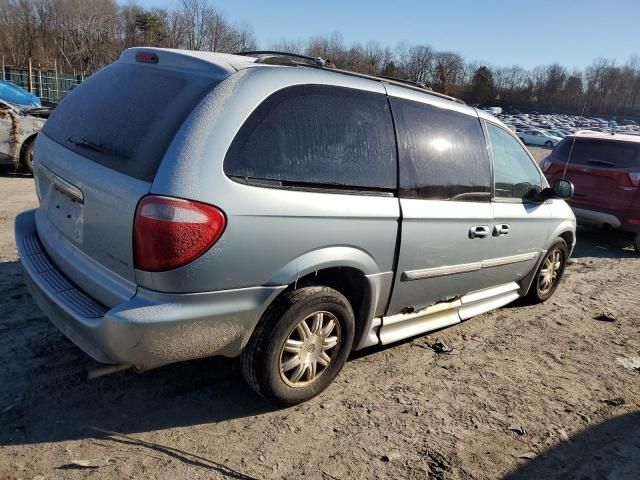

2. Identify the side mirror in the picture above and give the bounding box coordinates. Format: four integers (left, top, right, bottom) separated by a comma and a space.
540, 179, 574, 201
540, 179, 573, 201
552, 179, 574, 199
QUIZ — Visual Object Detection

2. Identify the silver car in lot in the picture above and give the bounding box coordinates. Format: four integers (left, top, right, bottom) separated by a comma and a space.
15, 48, 576, 405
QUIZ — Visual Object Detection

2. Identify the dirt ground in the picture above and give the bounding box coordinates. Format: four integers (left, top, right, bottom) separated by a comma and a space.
1, 148, 639, 480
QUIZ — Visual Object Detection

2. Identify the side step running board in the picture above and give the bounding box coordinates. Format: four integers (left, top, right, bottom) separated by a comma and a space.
376, 282, 520, 345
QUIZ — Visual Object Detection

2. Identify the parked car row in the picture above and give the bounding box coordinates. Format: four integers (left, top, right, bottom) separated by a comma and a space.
496, 111, 640, 148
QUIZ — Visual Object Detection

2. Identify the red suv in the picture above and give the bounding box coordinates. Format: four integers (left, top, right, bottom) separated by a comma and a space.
543, 133, 640, 252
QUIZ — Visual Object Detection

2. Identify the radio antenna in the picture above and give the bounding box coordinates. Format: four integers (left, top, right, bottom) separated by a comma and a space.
562, 90, 593, 179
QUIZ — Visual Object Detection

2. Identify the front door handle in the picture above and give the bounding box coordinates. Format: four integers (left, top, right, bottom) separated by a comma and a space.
493, 224, 510, 236
469, 225, 490, 239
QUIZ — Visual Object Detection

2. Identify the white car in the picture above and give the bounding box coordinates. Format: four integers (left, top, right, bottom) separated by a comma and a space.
518, 129, 562, 148
545, 129, 567, 138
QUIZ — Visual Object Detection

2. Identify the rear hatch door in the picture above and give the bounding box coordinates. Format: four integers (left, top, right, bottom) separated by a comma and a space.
34, 50, 225, 307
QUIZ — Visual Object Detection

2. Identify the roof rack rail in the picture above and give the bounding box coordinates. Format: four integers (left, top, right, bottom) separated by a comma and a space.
378, 75, 428, 90
346, 70, 465, 104
237, 50, 321, 64
235, 50, 464, 105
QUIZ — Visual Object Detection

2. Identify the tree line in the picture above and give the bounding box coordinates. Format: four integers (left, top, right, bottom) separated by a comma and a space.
1, 0, 639, 117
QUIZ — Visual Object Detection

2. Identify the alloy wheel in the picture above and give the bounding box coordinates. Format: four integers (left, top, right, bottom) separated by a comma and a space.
538, 248, 563, 294
279, 310, 341, 387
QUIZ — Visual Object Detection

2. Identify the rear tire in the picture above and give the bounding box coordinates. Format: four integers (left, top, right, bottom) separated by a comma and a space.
634, 233, 640, 253
545, 140, 554, 148
241, 286, 354, 406
519, 137, 526, 144
20, 139, 34, 175
525, 238, 568, 303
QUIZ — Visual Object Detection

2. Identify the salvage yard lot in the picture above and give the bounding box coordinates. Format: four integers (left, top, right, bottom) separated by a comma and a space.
1, 147, 639, 480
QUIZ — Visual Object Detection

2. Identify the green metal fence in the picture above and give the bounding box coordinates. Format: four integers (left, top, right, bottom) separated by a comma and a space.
1, 64, 85, 104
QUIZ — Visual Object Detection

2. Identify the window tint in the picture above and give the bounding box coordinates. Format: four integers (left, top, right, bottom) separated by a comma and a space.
487, 123, 543, 200
391, 97, 491, 201
43, 62, 218, 182
224, 85, 396, 190
555, 138, 640, 168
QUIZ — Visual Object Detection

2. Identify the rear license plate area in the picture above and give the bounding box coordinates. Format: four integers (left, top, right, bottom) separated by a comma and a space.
42, 187, 84, 244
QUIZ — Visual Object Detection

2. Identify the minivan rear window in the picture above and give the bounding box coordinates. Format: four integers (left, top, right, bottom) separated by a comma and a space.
555, 138, 640, 168
42, 63, 218, 182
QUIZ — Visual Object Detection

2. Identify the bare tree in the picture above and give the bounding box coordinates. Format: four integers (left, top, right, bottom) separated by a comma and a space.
1, 1, 639, 116
402, 45, 434, 85
432, 52, 464, 95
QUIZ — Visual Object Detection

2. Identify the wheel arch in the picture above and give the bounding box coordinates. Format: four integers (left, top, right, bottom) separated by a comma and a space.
264, 247, 389, 352
548, 221, 576, 254
518, 226, 575, 296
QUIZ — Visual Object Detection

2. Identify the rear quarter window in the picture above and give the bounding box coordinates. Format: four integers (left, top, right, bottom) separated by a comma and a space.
224, 84, 397, 191
42, 62, 218, 182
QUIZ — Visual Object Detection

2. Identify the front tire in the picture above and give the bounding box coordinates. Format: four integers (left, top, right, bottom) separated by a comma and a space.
525, 238, 568, 303
545, 140, 554, 148
241, 286, 355, 406
634, 233, 640, 253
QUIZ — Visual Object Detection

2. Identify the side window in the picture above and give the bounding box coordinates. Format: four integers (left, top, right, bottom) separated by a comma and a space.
390, 97, 491, 201
224, 84, 396, 190
486, 123, 543, 200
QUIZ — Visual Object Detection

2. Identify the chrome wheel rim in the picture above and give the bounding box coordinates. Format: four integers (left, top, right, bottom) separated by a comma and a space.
539, 249, 563, 294
279, 310, 341, 387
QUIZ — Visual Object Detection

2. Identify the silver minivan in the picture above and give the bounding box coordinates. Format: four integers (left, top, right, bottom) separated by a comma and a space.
15, 48, 576, 405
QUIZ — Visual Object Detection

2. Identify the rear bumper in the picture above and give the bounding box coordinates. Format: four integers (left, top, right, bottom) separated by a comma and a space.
15, 209, 286, 369
571, 206, 640, 234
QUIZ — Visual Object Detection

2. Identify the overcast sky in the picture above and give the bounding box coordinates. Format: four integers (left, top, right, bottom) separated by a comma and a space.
132, 0, 640, 70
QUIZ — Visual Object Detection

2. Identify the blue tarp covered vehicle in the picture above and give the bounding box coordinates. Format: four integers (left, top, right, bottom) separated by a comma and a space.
0, 80, 41, 107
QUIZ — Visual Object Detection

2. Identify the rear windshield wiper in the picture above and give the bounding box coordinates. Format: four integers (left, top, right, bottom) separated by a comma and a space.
67, 136, 111, 155
586, 158, 617, 167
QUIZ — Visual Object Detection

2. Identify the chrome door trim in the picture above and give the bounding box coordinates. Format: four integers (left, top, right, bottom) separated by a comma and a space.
402, 261, 483, 281
481, 251, 538, 268
402, 252, 539, 281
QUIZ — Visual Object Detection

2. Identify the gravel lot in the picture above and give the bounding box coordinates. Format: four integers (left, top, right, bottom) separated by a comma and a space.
1, 147, 639, 480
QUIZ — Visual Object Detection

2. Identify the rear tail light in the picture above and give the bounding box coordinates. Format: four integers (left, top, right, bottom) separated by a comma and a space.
134, 196, 226, 271
629, 172, 640, 187
542, 158, 552, 172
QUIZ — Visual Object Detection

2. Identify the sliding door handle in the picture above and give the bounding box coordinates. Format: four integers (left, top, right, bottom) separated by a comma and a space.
469, 225, 490, 239
494, 224, 510, 236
